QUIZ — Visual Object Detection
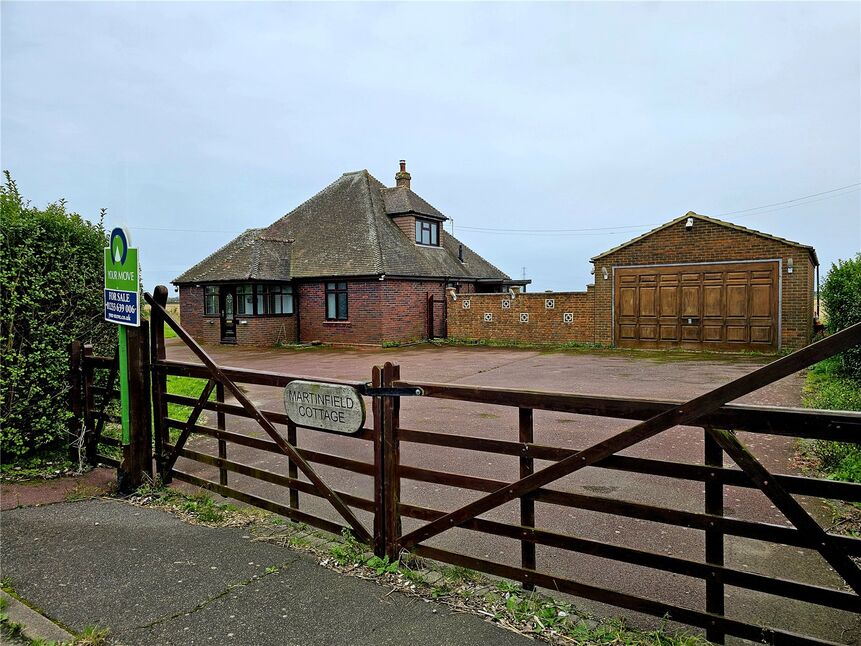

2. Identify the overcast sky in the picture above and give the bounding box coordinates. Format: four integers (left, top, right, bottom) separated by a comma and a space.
3, 1, 859, 294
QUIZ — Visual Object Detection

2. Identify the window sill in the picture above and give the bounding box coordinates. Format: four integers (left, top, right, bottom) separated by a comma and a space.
415, 243, 442, 248
323, 320, 351, 326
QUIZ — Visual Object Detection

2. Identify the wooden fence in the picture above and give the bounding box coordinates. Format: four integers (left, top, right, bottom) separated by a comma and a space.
69, 287, 861, 645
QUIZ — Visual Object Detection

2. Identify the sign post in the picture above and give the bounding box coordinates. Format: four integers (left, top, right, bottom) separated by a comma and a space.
104, 227, 140, 446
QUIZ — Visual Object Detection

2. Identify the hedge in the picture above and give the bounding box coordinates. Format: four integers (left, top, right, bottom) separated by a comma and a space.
0, 172, 114, 458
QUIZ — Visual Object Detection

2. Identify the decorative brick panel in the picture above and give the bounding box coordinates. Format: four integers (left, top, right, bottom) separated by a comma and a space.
447, 288, 596, 344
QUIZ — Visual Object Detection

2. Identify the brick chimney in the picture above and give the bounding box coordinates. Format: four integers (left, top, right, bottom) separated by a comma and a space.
395, 159, 411, 189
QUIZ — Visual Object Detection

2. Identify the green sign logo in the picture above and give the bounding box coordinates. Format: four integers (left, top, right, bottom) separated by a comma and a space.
104, 226, 138, 293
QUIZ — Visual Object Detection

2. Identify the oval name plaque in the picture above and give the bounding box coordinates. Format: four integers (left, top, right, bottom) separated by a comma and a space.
283, 380, 366, 435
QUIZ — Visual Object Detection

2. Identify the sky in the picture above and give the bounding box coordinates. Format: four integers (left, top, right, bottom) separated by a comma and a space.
2, 1, 859, 294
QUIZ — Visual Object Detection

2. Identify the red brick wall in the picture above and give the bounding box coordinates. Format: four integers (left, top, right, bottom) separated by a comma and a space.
178, 285, 297, 347
391, 215, 416, 241
446, 288, 596, 344
298, 279, 446, 345
178, 286, 220, 344
591, 218, 815, 349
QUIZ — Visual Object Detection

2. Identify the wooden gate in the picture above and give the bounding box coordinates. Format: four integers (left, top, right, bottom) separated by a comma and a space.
379, 322, 861, 644
71, 287, 861, 644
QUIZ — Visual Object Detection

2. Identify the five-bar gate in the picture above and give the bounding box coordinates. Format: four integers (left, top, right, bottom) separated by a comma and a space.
68, 285, 861, 645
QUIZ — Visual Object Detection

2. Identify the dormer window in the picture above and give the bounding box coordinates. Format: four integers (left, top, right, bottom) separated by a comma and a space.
416, 218, 439, 246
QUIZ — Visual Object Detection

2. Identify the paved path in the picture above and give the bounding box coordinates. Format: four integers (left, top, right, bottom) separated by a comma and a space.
160, 341, 859, 642
0, 500, 531, 646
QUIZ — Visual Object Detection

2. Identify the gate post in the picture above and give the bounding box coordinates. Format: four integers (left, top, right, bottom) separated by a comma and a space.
117, 320, 153, 493
704, 426, 725, 644
150, 285, 170, 482
372, 362, 403, 560
383, 362, 402, 561
68, 341, 84, 464
372, 365, 386, 558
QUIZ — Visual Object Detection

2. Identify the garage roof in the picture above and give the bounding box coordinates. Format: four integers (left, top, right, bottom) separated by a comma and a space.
591, 212, 818, 265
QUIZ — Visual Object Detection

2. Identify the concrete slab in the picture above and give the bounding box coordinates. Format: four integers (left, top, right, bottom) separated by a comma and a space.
0, 590, 74, 644
0, 500, 532, 646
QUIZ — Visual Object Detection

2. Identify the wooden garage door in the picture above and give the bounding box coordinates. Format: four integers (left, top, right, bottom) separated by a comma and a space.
614, 262, 779, 351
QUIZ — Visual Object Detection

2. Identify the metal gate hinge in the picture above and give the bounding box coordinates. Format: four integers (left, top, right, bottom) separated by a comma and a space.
361, 385, 424, 397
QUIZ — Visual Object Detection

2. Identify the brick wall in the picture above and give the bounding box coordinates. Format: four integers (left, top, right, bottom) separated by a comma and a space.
390, 215, 416, 241
447, 288, 596, 344
178, 285, 297, 347
298, 279, 445, 345
591, 217, 815, 350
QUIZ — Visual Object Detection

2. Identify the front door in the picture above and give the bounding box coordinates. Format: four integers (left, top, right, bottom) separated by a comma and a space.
220, 287, 237, 343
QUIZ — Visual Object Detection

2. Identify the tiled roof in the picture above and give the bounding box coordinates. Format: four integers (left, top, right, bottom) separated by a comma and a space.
174, 170, 509, 284
590, 211, 819, 265
381, 186, 447, 219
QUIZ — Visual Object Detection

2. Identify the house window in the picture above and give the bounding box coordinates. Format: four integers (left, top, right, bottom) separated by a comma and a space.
415, 219, 439, 246
204, 286, 219, 316
268, 284, 294, 315
237, 284, 254, 315
326, 282, 348, 320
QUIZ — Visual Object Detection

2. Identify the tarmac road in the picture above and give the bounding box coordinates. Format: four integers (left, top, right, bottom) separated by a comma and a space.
164, 340, 860, 643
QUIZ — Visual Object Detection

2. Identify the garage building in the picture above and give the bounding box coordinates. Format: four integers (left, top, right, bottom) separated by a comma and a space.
590, 212, 818, 351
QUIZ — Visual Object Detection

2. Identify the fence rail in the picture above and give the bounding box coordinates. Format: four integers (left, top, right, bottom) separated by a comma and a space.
69, 289, 861, 645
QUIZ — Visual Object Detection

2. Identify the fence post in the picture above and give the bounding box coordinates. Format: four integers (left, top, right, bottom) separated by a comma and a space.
383, 362, 402, 561
287, 420, 298, 510
519, 407, 536, 591
217, 382, 228, 486
372, 365, 386, 558
68, 341, 84, 464
704, 426, 725, 644
82, 343, 96, 465
150, 285, 170, 482
118, 320, 152, 493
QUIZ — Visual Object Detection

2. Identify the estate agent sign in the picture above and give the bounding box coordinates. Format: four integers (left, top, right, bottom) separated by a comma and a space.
104, 227, 140, 326
283, 380, 366, 434
103, 226, 141, 444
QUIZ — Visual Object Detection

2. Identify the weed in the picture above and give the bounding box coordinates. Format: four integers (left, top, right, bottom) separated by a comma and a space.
327, 529, 367, 565
74, 626, 109, 645
64, 484, 104, 502
364, 555, 400, 575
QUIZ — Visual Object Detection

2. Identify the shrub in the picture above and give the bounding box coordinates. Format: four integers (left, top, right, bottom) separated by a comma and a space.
805, 357, 861, 482
0, 172, 113, 458
820, 254, 861, 381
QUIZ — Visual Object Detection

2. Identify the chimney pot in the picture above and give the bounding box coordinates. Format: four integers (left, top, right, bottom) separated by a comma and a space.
395, 160, 411, 189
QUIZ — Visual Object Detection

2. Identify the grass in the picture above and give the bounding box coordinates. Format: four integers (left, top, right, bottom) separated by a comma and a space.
165, 375, 216, 442
162, 303, 180, 339
1, 583, 109, 646
132, 482, 268, 526
313, 529, 708, 646
803, 357, 861, 482
0, 455, 78, 483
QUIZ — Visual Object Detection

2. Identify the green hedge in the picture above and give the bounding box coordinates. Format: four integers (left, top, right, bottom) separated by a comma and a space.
821, 253, 861, 381
0, 172, 113, 458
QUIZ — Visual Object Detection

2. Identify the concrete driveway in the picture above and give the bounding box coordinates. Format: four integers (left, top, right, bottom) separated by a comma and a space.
165, 340, 858, 643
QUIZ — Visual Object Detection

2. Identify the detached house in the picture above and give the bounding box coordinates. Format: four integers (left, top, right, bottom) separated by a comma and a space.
174, 162, 526, 346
